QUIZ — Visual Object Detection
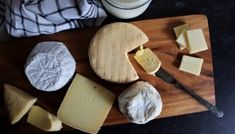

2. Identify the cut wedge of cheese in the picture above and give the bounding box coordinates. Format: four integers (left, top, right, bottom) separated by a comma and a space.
57, 74, 115, 134
89, 22, 149, 83
27, 106, 62, 131
174, 24, 189, 50
4, 84, 37, 124
134, 46, 161, 74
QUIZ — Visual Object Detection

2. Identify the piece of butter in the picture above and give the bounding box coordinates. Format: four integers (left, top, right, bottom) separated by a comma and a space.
179, 55, 204, 76
134, 47, 161, 74
174, 24, 189, 50
57, 74, 115, 134
27, 106, 62, 131
4, 84, 37, 124
186, 29, 208, 54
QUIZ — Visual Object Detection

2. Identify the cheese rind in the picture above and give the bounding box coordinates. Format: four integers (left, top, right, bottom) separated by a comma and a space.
179, 55, 204, 76
27, 106, 62, 131
57, 74, 115, 134
186, 29, 208, 54
89, 22, 149, 83
4, 84, 37, 124
174, 24, 189, 50
134, 48, 161, 74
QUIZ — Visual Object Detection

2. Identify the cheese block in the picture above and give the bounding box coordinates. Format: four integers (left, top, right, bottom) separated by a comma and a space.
186, 29, 208, 54
4, 84, 37, 124
89, 22, 149, 83
174, 24, 189, 50
25, 41, 76, 92
179, 55, 204, 76
57, 74, 115, 134
27, 106, 62, 131
118, 81, 162, 124
134, 47, 161, 74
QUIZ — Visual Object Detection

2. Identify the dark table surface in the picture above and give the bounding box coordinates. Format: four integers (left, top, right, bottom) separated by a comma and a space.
97, 0, 235, 134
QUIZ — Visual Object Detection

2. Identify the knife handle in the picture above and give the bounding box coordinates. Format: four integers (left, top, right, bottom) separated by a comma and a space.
175, 82, 224, 118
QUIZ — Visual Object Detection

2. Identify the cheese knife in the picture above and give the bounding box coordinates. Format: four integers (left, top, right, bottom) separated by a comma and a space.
155, 67, 224, 118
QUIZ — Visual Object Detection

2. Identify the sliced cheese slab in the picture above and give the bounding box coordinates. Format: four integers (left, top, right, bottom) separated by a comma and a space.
89, 22, 149, 83
174, 24, 189, 50
27, 106, 62, 131
134, 47, 161, 74
57, 74, 115, 134
4, 84, 37, 124
179, 55, 204, 76
186, 29, 208, 54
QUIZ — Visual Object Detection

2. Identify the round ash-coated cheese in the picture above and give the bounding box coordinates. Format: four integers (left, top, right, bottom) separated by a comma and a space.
25, 41, 76, 92
118, 81, 162, 124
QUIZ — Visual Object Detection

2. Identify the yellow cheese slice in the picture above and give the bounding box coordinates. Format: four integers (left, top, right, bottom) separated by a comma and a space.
134, 47, 161, 74
57, 74, 116, 134
89, 22, 149, 83
27, 106, 62, 131
4, 84, 37, 124
179, 55, 204, 76
186, 29, 208, 54
174, 24, 189, 50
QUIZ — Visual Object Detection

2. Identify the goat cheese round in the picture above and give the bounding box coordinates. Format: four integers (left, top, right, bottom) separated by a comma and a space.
25, 41, 76, 92
118, 81, 162, 124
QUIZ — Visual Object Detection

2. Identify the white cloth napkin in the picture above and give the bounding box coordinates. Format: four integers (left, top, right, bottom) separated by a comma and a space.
1, 0, 107, 37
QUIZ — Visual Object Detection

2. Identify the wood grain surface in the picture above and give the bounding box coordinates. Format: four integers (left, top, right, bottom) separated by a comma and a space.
0, 14, 215, 133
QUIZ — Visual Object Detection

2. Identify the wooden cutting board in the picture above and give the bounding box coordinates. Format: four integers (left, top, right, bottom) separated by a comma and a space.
0, 14, 215, 133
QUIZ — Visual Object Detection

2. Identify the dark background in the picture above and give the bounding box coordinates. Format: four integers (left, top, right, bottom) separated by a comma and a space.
97, 0, 235, 134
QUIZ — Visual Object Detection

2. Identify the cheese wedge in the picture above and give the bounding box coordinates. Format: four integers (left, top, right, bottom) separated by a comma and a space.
4, 84, 37, 124
186, 29, 208, 54
89, 22, 149, 83
134, 47, 161, 74
174, 24, 189, 50
179, 55, 204, 76
57, 74, 115, 134
27, 106, 62, 131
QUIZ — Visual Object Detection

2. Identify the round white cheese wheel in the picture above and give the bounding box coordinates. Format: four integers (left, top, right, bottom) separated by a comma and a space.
25, 41, 76, 92
89, 22, 149, 83
118, 81, 162, 124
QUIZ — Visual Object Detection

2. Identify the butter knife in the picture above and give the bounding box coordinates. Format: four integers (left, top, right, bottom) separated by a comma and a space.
155, 67, 224, 118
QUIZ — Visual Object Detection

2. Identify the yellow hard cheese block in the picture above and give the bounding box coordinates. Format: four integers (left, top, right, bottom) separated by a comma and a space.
174, 24, 189, 50
27, 106, 62, 131
179, 55, 204, 76
186, 29, 208, 54
4, 84, 37, 124
57, 74, 115, 134
134, 47, 161, 74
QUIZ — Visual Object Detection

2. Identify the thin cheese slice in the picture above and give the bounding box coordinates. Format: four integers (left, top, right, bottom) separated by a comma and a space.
174, 24, 189, 50
186, 29, 208, 54
4, 84, 37, 124
179, 55, 204, 76
57, 74, 116, 134
134, 47, 161, 74
27, 106, 62, 131
89, 22, 149, 83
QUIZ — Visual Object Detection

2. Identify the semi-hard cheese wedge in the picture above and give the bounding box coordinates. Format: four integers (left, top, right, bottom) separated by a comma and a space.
186, 29, 208, 54
89, 22, 149, 83
179, 55, 204, 76
57, 74, 115, 134
174, 24, 189, 50
134, 46, 161, 74
4, 84, 37, 124
27, 106, 62, 131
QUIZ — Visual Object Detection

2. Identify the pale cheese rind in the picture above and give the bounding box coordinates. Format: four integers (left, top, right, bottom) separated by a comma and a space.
89, 22, 149, 83
4, 84, 37, 124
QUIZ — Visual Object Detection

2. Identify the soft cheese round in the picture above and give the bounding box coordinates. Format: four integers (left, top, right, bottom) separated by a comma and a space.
89, 22, 149, 83
118, 81, 162, 124
25, 41, 76, 92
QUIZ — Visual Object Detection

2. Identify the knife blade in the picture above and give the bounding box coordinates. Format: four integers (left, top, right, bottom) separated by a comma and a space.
155, 67, 224, 118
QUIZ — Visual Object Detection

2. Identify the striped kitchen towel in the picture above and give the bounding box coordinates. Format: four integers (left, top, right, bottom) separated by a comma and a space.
3, 0, 107, 37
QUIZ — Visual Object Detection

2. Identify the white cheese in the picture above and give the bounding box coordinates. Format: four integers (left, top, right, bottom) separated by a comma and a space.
25, 41, 76, 92
27, 106, 62, 132
174, 24, 189, 50
4, 84, 37, 124
118, 81, 162, 124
